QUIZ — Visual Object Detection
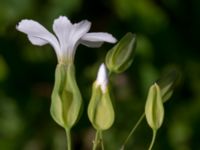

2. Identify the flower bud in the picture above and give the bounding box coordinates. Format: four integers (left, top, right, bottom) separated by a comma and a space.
156, 69, 179, 103
145, 83, 164, 130
87, 64, 115, 130
105, 32, 136, 73
50, 63, 82, 129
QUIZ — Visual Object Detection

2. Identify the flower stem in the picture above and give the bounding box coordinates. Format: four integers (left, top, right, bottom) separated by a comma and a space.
93, 130, 100, 150
120, 113, 145, 150
99, 131, 105, 150
148, 130, 157, 150
65, 128, 72, 150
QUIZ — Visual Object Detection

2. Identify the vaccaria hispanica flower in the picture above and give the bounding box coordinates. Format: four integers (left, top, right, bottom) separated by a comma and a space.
16, 16, 117, 130
88, 63, 115, 130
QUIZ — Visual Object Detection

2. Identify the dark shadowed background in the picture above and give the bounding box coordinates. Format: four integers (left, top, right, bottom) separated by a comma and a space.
0, 0, 200, 149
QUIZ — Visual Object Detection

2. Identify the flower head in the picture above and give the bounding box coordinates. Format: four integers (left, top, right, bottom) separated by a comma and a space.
16, 16, 117, 64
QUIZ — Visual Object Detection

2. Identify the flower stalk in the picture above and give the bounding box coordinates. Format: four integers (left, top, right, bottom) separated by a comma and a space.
148, 130, 157, 150
65, 129, 72, 150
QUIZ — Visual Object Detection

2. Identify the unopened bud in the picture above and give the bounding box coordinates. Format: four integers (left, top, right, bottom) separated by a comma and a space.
88, 64, 115, 130
145, 83, 164, 130
156, 69, 179, 103
105, 32, 136, 73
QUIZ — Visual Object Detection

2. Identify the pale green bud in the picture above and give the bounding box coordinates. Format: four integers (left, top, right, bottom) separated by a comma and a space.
87, 64, 115, 130
50, 63, 82, 129
156, 69, 179, 103
145, 83, 164, 130
105, 32, 136, 73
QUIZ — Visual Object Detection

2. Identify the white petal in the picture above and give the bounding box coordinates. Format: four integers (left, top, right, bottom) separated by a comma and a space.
81, 32, 117, 47
27, 35, 48, 46
80, 40, 103, 48
53, 16, 72, 51
96, 63, 108, 93
72, 20, 91, 46
16, 19, 60, 56
53, 16, 91, 56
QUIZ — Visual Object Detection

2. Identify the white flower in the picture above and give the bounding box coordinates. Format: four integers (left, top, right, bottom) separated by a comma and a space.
16, 16, 117, 64
96, 63, 108, 93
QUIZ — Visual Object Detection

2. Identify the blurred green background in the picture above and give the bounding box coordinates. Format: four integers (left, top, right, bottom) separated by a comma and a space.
0, 0, 200, 149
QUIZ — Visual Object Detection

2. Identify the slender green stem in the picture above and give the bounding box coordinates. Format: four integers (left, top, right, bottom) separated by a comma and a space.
148, 130, 157, 150
93, 130, 100, 150
120, 113, 145, 150
99, 131, 105, 150
65, 129, 72, 150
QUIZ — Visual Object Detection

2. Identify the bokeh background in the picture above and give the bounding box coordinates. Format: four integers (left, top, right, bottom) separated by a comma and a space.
0, 0, 200, 149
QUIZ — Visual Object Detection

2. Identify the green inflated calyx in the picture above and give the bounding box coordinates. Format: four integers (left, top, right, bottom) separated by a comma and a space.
50, 63, 82, 129
88, 83, 115, 130
145, 83, 164, 130
105, 32, 136, 73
